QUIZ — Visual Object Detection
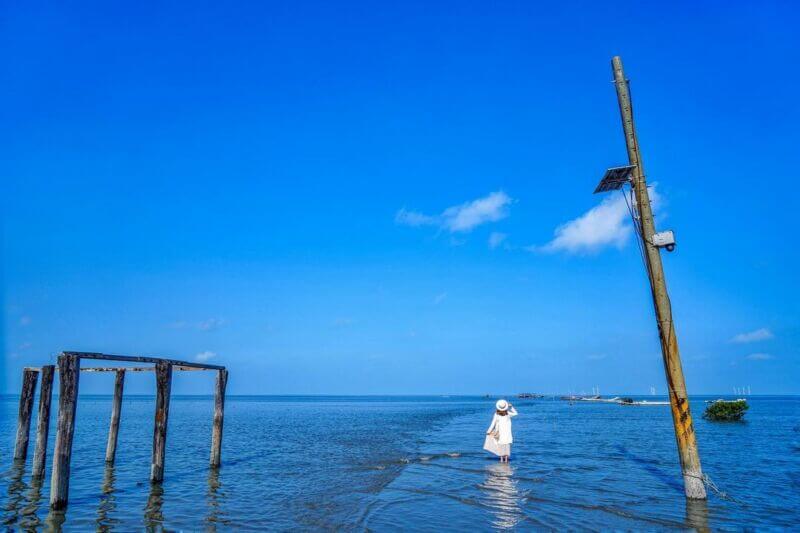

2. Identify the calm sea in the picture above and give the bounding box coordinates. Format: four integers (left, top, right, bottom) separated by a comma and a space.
2, 394, 799, 530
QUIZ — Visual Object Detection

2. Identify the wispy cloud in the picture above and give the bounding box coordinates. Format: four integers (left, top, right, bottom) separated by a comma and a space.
198, 318, 226, 331
332, 317, 356, 327
396, 191, 512, 234
395, 209, 436, 227
488, 232, 508, 250
746, 352, 774, 361
536, 186, 660, 254
169, 318, 227, 331
195, 351, 217, 362
19, 316, 31, 326
731, 328, 773, 344
433, 292, 448, 305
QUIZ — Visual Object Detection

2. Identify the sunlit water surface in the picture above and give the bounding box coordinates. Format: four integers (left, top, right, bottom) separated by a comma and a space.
2, 395, 799, 530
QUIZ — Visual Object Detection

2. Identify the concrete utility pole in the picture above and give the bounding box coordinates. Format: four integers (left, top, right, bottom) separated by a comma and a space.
610, 55, 707, 499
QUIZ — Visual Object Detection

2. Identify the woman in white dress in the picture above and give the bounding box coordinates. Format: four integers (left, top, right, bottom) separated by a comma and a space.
484, 399, 518, 462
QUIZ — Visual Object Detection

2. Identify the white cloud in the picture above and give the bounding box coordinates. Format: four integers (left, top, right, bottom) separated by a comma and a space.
396, 191, 512, 234
731, 328, 773, 344
746, 353, 774, 361
488, 232, 508, 250
195, 351, 217, 362
537, 186, 660, 254
441, 192, 512, 232
433, 292, 448, 305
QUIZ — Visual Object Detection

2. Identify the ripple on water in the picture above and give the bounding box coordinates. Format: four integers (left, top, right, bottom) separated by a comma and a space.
2, 395, 799, 529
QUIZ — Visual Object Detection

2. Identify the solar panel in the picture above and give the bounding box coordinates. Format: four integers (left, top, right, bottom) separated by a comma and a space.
593, 165, 635, 194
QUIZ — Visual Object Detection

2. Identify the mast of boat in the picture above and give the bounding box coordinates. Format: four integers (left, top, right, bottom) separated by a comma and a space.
597, 56, 707, 499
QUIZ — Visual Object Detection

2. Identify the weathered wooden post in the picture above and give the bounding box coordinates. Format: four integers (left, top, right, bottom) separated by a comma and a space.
150, 362, 172, 482
610, 55, 706, 499
105, 370, 126, 464
14, 368, 40, 461
50, 353, 81, 510
32, 365, 55, 478
210, 369, 228, 467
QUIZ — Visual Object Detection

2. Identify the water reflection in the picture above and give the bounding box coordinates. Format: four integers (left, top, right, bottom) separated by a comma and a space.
144, 483, 165, 530
480, 462, 524, 529
18, 476, 45, 530
96, 463, 119, 531
685, 498, 710, 533
44, 509, 66, 532
2, 460, 28, 527
206, 468, 229, 529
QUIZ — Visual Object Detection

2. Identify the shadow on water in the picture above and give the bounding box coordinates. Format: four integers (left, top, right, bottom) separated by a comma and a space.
144, 482, 165, 530
616, 445, 684, 494
206, 467, 229, 529
96, 463, 120, 531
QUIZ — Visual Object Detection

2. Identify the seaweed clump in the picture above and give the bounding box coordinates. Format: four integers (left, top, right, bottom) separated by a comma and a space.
703, 400, 749, 421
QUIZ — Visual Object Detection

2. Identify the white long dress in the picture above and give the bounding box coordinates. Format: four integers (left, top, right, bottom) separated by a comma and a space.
484, 407, 518, 456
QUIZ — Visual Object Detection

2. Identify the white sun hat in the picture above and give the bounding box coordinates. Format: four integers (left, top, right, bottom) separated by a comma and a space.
495, 399, 509, 411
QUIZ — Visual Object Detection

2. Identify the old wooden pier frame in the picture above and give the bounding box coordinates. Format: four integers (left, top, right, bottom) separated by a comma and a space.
12, 351, 228, 510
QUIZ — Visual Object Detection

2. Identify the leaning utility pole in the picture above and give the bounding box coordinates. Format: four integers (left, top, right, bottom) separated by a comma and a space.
610, 56, 707, 499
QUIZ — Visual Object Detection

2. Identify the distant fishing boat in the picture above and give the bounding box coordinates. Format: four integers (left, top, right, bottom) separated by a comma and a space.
617, 397, 669, 406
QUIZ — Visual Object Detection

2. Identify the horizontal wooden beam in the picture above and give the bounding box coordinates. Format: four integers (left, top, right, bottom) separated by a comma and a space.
25, 365, 211, 373
64, 352, 225, 370
82, 366, 208, 372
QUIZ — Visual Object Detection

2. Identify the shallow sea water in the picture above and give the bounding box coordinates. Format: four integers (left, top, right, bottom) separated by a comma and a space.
2, 395, 799, 530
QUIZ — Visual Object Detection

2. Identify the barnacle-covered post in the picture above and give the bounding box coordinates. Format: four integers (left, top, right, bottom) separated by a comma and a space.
14, 368, 40, 461
50, 353, 81, 510
210, 369, 228, 467
32, 365, 55, 478
150, 362, 173, 482
105, 370, 126, 464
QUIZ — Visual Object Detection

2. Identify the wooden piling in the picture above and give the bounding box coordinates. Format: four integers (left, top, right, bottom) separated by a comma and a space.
150, 362, 172, 482
32, 365, 55, 478
14, 368, 40, 461
105, 370, 126, 464
50, 354, 81, 510
611, 56, 706, 499
210, 369, 228, 468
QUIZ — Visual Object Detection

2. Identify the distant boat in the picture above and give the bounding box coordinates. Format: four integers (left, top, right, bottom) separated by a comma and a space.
517, 393, 544, 399
617, 397, 669, 406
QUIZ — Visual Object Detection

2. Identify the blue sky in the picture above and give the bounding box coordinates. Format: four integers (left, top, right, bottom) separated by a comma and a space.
2, 0, 799, 394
